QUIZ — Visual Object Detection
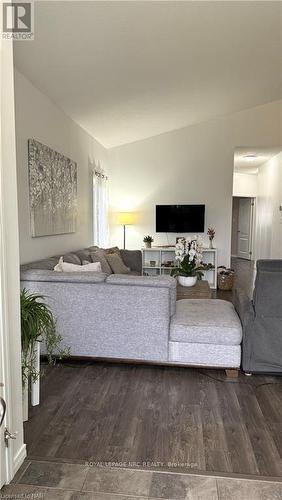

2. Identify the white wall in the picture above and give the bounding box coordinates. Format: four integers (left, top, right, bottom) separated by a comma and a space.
255, 152, 282, 259
15, 70, 108, 264
108, 100, 282, 266
233, 172, 257, 197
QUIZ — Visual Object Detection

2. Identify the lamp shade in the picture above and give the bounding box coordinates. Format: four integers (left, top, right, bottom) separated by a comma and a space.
117, 212, 134, 225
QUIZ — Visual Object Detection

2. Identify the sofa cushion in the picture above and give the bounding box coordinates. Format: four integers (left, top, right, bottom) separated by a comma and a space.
120, 249, 142, 274
106, 274, 175, 287
20, 269, 108, 283
106, 253, 130, 274
75, 249, 92, 263
87, 246, 99, 253
104, 246, 121, 256
62, 253, 81, 265
54, 258, 102, 273
169, 341, 241, 368
20, 257, 59, 271
81, 261, 102, 272
170, 299, 242, 346
106, 274, 176, 316
90, 249, 112, 274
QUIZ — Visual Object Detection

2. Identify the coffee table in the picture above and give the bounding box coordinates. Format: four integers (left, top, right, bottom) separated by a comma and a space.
177, 279, 211, 300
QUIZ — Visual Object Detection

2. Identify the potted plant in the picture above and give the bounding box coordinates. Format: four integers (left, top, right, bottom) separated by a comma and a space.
21, 288, 69, 419
143, 235, 154, 248
207, 227, 215, 249
171, 237, 214, 286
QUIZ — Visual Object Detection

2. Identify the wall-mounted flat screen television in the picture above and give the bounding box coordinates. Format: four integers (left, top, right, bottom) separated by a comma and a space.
156, 205, 205, 233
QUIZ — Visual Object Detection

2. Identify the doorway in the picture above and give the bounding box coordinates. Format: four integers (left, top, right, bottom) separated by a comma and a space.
231, 197, 255, 260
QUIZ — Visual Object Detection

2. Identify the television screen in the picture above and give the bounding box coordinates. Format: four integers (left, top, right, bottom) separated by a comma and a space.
156, 205, 205, 233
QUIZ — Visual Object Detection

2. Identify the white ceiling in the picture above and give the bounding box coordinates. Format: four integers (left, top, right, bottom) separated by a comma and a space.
14, 1, 282, 148
234, 147, 281, 174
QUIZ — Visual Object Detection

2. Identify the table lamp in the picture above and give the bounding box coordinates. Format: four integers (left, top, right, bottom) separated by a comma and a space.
117, 212, 134, 249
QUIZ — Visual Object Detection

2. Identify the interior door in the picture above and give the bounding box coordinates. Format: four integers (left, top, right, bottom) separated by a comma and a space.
237, 198, 253, 260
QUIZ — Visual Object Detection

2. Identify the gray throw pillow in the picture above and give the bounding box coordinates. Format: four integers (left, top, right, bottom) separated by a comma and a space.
63, 253, 81, 265
105, 253, 130, 274
103, 246, 121, 256
90, 249, 112, 274
87, 246, 99, 253
75, 249, 92, 264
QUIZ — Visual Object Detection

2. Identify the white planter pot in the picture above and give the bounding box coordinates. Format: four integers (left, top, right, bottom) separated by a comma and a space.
22, 384, 28, 422
178, 275, 197, 287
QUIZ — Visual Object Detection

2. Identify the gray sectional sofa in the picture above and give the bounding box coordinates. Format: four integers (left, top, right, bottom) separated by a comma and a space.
234, 259, 282, 374
20, 247, 242, 370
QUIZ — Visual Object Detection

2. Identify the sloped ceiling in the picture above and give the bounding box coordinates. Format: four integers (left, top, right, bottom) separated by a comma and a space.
14, 1, 282, 147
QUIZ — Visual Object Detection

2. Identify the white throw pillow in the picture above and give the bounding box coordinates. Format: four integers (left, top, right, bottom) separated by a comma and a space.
54, 256, 64, 272
54, 257, 102, 273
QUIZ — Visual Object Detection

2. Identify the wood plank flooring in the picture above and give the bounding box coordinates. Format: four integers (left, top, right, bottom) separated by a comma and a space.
24, 258, 282, 478
25, 361, 282, 478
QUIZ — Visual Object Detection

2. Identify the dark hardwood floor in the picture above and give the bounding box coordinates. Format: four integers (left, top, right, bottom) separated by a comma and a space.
25, 362, 282, 478
213, 257, 255, 302
24, 258, 282, 479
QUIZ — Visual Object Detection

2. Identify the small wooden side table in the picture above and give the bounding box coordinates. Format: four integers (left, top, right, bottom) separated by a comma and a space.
177, 280, 211, 300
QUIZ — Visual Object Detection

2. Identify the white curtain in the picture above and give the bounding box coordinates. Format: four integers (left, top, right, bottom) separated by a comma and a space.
93, 169, 109, 247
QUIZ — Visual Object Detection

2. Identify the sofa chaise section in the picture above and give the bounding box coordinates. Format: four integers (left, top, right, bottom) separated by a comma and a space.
169, 299, 242, 368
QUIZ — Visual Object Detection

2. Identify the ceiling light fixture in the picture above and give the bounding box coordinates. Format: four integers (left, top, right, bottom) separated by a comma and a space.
243, 154, 257, 161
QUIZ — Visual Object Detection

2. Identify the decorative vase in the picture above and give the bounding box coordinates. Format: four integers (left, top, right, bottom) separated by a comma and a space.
178, 275, 197, 287
145, 242, 152, 248
209, 238, 214, 249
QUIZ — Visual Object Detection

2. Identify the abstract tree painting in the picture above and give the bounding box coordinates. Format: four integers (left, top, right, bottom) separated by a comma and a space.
28, 139, 77, 237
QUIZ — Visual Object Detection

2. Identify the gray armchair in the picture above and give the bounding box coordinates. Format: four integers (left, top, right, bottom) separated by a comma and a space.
234, 260, 282, 374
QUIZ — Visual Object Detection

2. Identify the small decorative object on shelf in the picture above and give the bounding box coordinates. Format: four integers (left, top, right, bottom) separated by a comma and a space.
207, 227, 215, 249
143, 235, 154, 248
162, 260, 174, 268
217, 266, 235, 291
150, 260, 156, 267
171, 236, 214, 287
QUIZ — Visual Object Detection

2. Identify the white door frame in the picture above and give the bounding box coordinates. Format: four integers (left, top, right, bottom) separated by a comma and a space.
0, 185, 14, 487
0, 38, 13, 488
249, 197, 256, 260
0, 31, 26, 486
233, 196, 256, 260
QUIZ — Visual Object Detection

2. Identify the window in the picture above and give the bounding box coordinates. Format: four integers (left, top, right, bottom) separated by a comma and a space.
93, 169, 109, 247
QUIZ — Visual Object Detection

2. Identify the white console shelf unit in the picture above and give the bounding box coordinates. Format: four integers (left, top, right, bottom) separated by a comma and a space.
142, 246, 218, 289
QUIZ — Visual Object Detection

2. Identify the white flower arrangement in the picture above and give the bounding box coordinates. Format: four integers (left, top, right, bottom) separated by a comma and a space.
175, 236, 204, 264
172, 235, 213, 280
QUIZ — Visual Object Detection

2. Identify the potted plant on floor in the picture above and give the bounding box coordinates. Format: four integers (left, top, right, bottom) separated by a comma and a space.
143, 235, 154, 248
171, 236, 214, 286
21, 288, 69, 420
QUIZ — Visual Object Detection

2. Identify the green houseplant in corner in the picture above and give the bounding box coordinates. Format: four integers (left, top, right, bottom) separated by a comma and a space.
21, 288, 69, 419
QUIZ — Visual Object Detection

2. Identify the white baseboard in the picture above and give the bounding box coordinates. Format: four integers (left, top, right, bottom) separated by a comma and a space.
13, 443, 27, 475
